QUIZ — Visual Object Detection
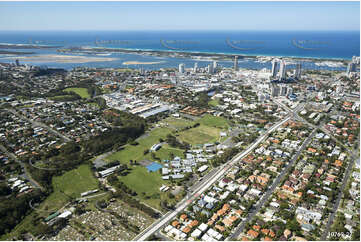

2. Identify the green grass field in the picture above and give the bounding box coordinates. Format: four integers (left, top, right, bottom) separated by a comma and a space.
2, 164, 99, 239
178, 125, 221, 145
106, 125, 188, 210
34, 164, 99, 217
208, 99, 219, 107
107, 127, 178, 163
162, 117, 196, 130
64, 87, 90, 98
104, 116, 231, 210
116, 166, 167, 209
198, 114, 230, 129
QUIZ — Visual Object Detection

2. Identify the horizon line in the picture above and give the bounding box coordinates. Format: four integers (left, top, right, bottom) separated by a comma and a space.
0, 29, 359, 32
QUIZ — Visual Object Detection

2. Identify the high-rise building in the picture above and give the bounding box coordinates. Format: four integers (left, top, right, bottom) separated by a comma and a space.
179, 63, 185, 74
346, 62, 356, 75
279, 60, 287, 80
234, 56, 238, 71
280, 84, 288, 96
15, 59, 20, 66
352, 56, 360, 65
213, 61, 217, 70
271, 59, 278, 78
194, 62, 198, 72
208, 64, 213, 74
295, 63, 302, 79
286, 87, 293, 96
271, 84, 280, 97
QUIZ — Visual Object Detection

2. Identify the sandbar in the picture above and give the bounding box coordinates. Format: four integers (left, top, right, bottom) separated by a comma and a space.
3, 54, 118, 63
123, 61, 165, 65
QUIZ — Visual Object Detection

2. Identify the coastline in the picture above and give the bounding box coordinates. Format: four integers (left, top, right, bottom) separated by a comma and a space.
57, 46, 351, 63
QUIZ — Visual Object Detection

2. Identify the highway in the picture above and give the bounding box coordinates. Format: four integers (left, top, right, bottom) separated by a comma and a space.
229, 128, 317, 240
133, 115, 291, 241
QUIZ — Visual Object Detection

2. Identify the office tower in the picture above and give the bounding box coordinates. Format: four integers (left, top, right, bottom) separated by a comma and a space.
15, 59, 20, 66
271, 59, 278, 78
208, 64, 213, 74
179, 63, 185, 74
234, 56, 238, 71
194, 62, 198, 72
279, 60, 286, 80
295, 63, 302, 79
346, 62, 356, 75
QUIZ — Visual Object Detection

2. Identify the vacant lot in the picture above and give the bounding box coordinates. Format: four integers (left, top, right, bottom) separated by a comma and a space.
64, 87, 90, 98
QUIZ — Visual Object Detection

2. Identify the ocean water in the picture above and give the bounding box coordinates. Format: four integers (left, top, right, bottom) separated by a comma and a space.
0, 30, 359, 70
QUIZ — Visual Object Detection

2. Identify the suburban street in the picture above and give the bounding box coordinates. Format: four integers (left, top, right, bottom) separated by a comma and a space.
7, 108, 72, 142
229, 128, 318, 240
133, 115, 291, 241
321, 151, 359, 240
0, 144, 43, 190
274, 95, 360, 241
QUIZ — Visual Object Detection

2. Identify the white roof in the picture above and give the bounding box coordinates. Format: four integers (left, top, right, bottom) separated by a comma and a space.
191, 229, 202, 238
58, 210, 72, 218
198, 223, 208, 232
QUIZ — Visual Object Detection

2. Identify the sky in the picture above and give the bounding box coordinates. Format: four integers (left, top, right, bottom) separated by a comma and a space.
0, 1, 359, 31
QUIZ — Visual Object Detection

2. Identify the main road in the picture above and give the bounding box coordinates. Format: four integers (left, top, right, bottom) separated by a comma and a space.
133, 115, 291, 241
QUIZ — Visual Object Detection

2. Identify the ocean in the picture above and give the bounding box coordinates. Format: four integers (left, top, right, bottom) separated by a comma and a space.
0, 30, 359, 70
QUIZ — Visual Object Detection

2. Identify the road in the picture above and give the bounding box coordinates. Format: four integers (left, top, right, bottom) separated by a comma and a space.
133, 115, 291, 241
7, 108, 72, 142
229, 128, 317, 240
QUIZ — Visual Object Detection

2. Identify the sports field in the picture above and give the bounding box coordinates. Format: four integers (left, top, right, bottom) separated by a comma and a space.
197, 114, 230, 129
178, 125, 220, 145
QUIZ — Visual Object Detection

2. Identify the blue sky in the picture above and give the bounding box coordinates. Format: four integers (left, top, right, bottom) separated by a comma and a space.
0, 1, 359, 31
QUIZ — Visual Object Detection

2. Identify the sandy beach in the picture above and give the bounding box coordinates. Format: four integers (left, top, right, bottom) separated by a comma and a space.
3, 54, 118, 63
122, 61, 165, 65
